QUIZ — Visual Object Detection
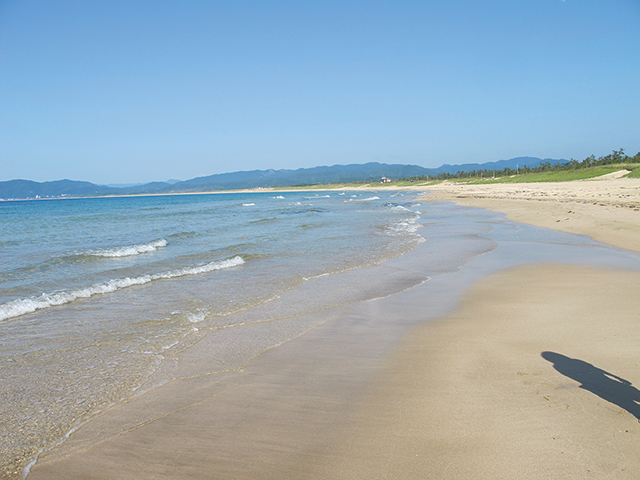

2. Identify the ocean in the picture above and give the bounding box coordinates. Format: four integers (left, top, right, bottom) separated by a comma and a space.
0, 190, 425, 477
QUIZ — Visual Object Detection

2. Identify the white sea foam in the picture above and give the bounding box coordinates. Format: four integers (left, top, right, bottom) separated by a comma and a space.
385, 216, 422, 236
187, 309, 208, 323
0, 256, 245, 321
90, 239, 168, 258
389, 205, 411, 212
162, 341, 179, 351
348, 196, 380, 202
242, 203, 255, 206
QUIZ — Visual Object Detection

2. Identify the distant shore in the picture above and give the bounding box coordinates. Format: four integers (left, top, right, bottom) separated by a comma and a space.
0, 184, 386, 202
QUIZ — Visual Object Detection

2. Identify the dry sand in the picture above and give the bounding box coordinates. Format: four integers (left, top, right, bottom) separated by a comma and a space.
27, 178, 640, 479
421, 176, 640, 253
312, 265, 640, 479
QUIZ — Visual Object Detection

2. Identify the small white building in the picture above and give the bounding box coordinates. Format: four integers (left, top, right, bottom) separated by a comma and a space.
380, 176, 392, 183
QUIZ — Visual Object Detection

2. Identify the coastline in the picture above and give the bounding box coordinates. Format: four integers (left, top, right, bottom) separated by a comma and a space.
10, 174, 640, 256
0, 184, 385, 202
26, 179, 640, 479
420, 177, 640, 253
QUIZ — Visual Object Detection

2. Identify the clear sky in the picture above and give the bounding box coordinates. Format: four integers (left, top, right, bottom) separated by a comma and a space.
1, 0, 639, 184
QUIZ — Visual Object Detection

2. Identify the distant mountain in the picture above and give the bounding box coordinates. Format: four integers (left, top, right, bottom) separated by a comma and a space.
0, 157, 567, 200
168, 163, 432, 192
103, 182, 146, 188
0, 179, 118, 199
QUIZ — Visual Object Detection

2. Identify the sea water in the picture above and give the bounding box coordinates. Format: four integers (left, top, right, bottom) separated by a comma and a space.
0, 190, 425, 477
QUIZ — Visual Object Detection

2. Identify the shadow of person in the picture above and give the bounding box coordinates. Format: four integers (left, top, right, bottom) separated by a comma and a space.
542, 351, 640, 420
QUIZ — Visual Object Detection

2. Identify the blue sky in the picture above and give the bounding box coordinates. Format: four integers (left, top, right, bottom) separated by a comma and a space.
1, 0, 639, 184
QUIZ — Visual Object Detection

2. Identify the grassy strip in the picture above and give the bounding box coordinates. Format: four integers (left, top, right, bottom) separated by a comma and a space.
625, 167, 640, 179
393, 164, 640, 186
463, 165, 631, 184
272, 164, 640, 190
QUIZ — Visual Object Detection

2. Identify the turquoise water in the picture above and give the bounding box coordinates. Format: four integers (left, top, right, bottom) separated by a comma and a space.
0, 190, 425, 476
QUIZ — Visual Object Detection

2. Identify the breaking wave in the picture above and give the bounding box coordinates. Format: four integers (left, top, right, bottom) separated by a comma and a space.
0, 256, 245, 321
347, 196, 380, 202
90, 239, 168, 258
384, 217, 422, 236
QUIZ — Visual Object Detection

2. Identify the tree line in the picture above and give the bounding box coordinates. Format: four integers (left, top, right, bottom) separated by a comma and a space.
404, 149, 640, 182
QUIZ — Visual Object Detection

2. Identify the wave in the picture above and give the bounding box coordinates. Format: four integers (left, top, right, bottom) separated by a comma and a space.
250, 217, 279, 224
384, 217, 421, 236
0, 256, 245, 321
281, 208, 326, 215
385, 203, 411, 212
391, 206, 411, 212
168, 231, 198, 240
89, 239, 168, 258
347, 196, 380, 202
2, 240, 168, 280
186, 309, 209, 324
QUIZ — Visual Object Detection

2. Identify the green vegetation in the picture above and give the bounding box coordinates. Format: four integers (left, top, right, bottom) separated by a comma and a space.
625, 167, 640, 179
401, 149, 640, 184
463, 164, 640, 184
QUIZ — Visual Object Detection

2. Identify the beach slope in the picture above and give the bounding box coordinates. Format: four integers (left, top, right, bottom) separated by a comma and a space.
313, 264, 640, 479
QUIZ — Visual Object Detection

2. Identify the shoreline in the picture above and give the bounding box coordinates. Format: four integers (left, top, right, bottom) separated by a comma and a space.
420, 177, 640, 253
0, 184, 388, 202
9, 175, 638, 254
25, 180, 640, 479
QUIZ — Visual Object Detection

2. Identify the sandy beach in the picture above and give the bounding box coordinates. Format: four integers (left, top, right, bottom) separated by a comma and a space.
421, 175, 640, 253
27, 177, 640, 479
312, 264, 640, 479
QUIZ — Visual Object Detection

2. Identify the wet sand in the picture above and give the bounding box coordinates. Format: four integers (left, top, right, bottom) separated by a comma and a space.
27, 179, 640, 479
